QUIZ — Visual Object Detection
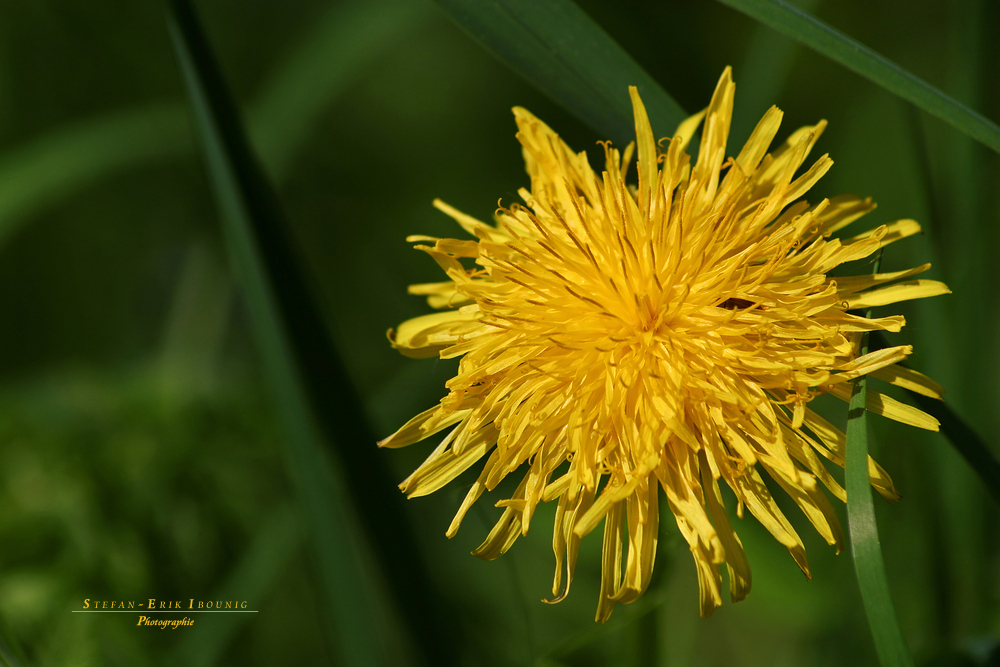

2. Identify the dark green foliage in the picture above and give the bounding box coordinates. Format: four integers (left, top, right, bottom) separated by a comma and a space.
0, 0, 996, 665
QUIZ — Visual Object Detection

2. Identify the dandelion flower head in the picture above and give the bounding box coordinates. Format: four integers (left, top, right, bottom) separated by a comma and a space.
381, 67, 949, 621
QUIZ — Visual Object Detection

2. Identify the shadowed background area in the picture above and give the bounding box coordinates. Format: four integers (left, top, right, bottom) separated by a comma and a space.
0, 0, 997, 665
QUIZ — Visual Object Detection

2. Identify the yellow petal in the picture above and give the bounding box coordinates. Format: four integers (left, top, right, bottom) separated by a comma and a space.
870, 365, 944, 399
826, 345, 912, 385
801, 408, 900, 502
595, 500, 625, 622
609, 476, 659, 604
834, 264, 931, 294
847, 218, 921, 247
378, 405, 470, 449
433, 198, 495, 238
827, 384, 939, 430
388, 310, 480, 358
472, 476, 528, 560
628, 86, 658, 213
400, 427, 491, 498
844, 279, 950, 309
816, 194, 876, 234
699, 452, 751, 602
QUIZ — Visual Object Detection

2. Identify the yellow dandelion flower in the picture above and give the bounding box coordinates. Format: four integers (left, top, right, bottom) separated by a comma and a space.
380, 67, 950, 621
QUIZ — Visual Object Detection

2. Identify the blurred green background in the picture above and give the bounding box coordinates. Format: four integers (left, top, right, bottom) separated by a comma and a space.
0, 0, 997, 665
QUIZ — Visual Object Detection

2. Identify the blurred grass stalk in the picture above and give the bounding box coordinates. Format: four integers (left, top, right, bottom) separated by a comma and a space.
167, 1, 451, 665
167, 4, 387, 663
172, 503, 302, 667
0, 0, 430, 245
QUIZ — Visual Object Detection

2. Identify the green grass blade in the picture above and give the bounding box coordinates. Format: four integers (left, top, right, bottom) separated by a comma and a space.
869, 331, 1000, 508
171, 503, 302, 667
432, 0, 687, 145
717, 0, 1000, 154
846, 253, 914, 667
730, 0, 820, 141
0, 105, 189, 242
167, 2, 456, 664
911, 394, 1000, 508
167, 5, 383, 665
249, 0, 432, 180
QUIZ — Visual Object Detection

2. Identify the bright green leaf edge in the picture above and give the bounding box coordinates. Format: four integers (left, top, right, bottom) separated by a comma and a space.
432, 0, 687, 145
846, 252, 914, 667
717, 0, 1000, 154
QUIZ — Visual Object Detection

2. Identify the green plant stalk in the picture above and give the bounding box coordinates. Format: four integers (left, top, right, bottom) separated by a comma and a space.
168, 6, 384, 665
846, 251, 914, 667
167, 1, 456, 664
717, 0, 1000, 154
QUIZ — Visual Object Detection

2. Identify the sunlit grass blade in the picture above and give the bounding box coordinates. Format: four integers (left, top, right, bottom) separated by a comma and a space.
846, 253, 914, 667
172, 504, 302, 666
432, 0, 686, 144
167, 1, 455, 664
717, 0, 1000, 154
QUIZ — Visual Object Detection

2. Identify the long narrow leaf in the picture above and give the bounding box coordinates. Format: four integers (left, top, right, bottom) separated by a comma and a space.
911, 393, 1000, 508
869, 331, 1000, 507
0, 105, 189, 242
717, 0, 1000, 154
167, 2, 455, 665
433, 0, 687, 145
846, 253, 914, 667
168, 6, 383, 666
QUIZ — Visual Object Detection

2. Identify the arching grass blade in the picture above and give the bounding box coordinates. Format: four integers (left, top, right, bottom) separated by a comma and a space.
717, 0, 1000, 155
432, 0, 687, 145
0, 105, 190, 244
907, 395, 1000, 508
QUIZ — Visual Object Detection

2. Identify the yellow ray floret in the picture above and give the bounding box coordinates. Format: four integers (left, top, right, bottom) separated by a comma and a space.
381, 66, 949, 621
